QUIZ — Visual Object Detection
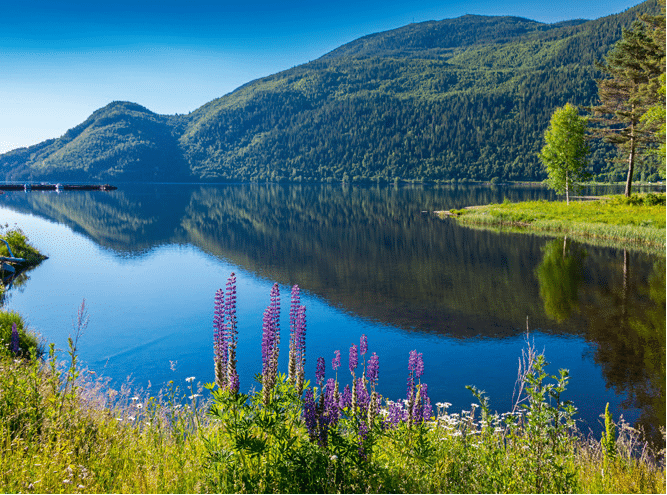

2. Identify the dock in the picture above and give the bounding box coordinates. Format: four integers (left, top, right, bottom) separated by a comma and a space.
0, 183, 117, 192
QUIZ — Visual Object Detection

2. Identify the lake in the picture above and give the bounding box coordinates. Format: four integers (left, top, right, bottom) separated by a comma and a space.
0, 182, 664, 445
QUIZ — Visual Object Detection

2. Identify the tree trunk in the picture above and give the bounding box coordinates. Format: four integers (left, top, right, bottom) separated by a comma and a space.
566, 172, 570, 205
625, 115, 636, 198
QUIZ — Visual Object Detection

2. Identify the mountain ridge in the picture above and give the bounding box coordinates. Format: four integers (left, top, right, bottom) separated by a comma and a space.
1, 0, 662, 183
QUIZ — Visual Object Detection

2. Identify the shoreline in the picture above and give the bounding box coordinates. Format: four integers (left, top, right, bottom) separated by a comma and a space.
438, 194, 666, 255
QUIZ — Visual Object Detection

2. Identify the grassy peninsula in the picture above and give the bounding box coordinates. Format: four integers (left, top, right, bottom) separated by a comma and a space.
441, 193, 667, 254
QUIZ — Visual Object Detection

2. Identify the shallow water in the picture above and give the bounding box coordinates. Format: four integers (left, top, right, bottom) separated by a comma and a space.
0, 182, 664, 444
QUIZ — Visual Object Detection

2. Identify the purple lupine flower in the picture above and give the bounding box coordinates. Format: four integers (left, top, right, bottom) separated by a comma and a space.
349, 343, 358, 374
10, 323, 19, 355
340, 384, 352, 409
325, 382, 340, 428
295, 304, 307, 395
261, 307, 275, 382
261, 284, 281, 404
366, 352, 379, 386
358, 419, 369, 461
289, 285, 300, 335
412, 386, 423, 423
355, 376, 370, 414
213, 288, 228, 390
319, 379, 341, 447
225, 273, 239, 393
288, 285, 301, 384
225, 273, 237, 328
288, 285, 301, 385
386, 401, 407, 428
421, 382, 433, 421
228, 371, 240, 395
359, 334, 368, 356
303, 389, 318, 441
408, 350, 424, 379
289, 305, 306, 393
316, 356, 326, 387
332, 350, 341, 372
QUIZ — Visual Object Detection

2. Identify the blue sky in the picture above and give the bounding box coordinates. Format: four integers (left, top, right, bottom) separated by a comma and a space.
1, 0, 645, 152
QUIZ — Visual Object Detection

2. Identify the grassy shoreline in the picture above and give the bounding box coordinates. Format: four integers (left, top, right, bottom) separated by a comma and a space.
1, 217, 665, 493
439, 193, 666, 255
1, 336, 665, 493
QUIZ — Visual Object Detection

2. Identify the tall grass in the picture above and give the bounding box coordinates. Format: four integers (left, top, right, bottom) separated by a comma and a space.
0, 277, 664, 493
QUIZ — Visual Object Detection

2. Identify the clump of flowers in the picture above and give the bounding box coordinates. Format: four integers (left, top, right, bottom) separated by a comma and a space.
382, 350, 432, 429
210, 278, 438, 470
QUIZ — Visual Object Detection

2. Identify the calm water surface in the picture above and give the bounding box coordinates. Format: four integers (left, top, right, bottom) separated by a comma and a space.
0, 183, 664, 444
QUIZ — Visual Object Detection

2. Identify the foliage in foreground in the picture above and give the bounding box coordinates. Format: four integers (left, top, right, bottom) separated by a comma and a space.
0, 279, 665, 493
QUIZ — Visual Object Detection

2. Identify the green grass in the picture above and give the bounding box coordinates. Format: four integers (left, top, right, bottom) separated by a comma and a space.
1, 322, 664, 493
0, 226, 48, 268
442, 193, 666, 254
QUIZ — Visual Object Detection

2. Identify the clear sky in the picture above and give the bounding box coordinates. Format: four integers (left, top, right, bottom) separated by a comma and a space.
1, 0, 646, 153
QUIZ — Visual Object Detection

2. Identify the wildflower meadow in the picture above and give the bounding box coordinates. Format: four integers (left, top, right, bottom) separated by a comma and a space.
0, 273, 665, 493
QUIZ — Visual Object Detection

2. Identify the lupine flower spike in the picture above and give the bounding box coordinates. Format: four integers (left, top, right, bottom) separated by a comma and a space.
295, 305, 306, 395
288, 285, 307, 395
288, 285, 300, 384
213, 288, 228, 390
360, 334, 368, 379
225, 273, 239, 394
213, 273, 239, 393
262, 283, 281, 405
10, 323, 19, 355
332, 349, 341, 403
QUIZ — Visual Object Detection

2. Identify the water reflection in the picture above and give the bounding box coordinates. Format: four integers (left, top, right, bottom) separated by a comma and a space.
0, 183, 664, 444
583, 257, 666, 447
537, 238, 585, 323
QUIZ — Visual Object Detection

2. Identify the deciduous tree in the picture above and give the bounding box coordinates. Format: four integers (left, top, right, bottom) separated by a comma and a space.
539, 104, 589, 205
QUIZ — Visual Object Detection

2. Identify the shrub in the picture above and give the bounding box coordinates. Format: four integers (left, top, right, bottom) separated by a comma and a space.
0, 310, 40, 358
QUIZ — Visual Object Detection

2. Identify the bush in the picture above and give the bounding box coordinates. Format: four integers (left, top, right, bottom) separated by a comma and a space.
0, 310, 40, 358
0, 226, 47, 267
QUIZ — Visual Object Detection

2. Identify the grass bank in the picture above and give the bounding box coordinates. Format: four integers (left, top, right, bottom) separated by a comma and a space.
440, 193, 666, 255
2, 282, 665, 493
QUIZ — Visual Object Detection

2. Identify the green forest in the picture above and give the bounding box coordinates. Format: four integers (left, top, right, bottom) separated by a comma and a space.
0, 0, 663, 183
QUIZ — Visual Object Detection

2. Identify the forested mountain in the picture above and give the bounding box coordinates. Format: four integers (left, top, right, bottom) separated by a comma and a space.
1, 0, 662, 183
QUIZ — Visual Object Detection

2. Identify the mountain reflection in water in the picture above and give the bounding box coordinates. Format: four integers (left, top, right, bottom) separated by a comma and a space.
0, 182, 664, 446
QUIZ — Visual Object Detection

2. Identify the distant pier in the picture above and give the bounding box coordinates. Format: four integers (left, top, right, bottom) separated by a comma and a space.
0, 183, 117, 192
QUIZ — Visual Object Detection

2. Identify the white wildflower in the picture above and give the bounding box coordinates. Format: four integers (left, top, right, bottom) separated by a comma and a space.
185, 376, 196, 383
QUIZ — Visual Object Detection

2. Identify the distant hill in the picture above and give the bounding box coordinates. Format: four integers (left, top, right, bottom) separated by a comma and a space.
0, 102, 190, 182
0, 0, 662, 183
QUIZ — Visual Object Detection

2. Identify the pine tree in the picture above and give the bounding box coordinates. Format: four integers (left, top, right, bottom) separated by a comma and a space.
639, 1, 666, 170
591, 5, 666, 196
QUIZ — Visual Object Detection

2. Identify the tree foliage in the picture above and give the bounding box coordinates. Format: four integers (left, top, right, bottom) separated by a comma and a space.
590, 0, 666, 196
539, 104, 590, 204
